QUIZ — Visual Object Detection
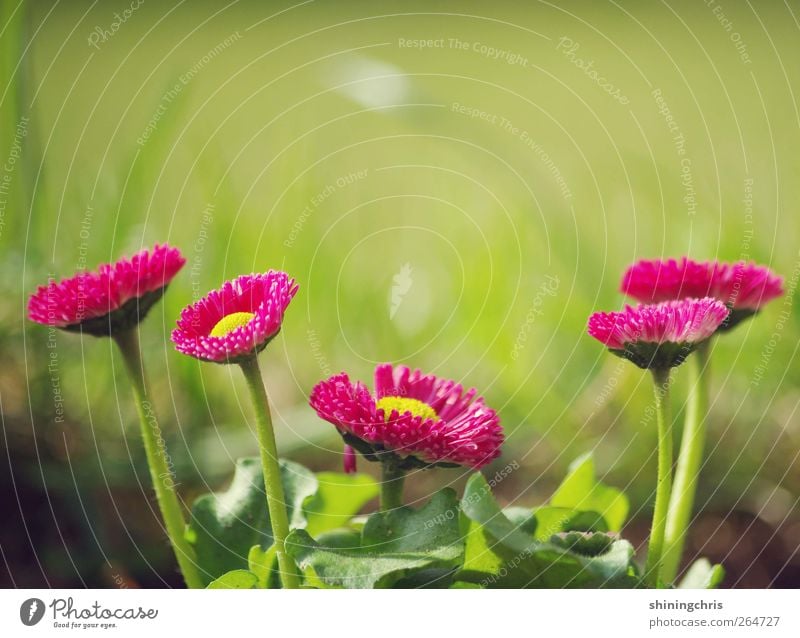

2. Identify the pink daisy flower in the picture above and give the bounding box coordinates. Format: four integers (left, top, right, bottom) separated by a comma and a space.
171, 271, 298, 363
621, 258, 783, 330
587, 298, 728, 369
27, 244, 185, 336
309, 363, 504, 470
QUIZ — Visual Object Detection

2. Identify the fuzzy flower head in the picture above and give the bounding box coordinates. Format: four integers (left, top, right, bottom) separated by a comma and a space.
309, 363, 504, 471
171, 271, 298, 363
27, 244, 185, 337
588, 298, 729, 369
621, 258, 783, 331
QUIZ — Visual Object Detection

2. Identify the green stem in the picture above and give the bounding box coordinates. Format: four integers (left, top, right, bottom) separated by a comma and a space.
661, 340, 711, 584
238, 356, 300, 589
380, 461, 406, 511
645, 367, 674, 589
113, 329, 203, 589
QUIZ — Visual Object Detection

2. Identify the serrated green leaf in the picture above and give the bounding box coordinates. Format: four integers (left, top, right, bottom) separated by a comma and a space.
458, 473, 638, 588
550, 453, 629, 531
187, 458, 317, 585
304, 472, 379, 536
206, 569, 258, 589
678, 558, 725, 589
287, 529, 441, 589
550, 530, 617, 557
287, 489, 465, 589
531, 506, 609, 540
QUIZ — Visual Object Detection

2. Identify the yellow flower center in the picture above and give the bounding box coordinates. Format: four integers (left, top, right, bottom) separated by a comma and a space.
376, 396, 438, 421
210, 311, 255, 337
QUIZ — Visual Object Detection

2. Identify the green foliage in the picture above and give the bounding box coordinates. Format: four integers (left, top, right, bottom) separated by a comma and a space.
361, 489, 463, 562
186, 458, 316, 585
550, 531, 618, 557
550, 453, 630, 532
529, 506, 610, 540
247, 544, 278, 589
287, 489, 464, 589
206, 570, 259, 589
304, 472, 379, 536
187, 458, 379, 586
458, 473, 639, 588
189, 454, 726, 589
678, 559, 725, 589
10, 9, 800, 593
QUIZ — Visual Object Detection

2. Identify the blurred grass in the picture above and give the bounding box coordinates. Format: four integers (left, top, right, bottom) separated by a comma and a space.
1, 0, 799, 585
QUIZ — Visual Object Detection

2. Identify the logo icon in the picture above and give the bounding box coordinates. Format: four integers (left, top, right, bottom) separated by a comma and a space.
389, 263, 413, 319
20, 598, 45, 626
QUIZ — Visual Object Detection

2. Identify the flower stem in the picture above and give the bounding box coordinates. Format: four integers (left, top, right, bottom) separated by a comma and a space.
380, 461, 406, 511
645, 367, 674, 589
661, 340, 711, 584
238, 356, 300, 589
113, 328, 203, 589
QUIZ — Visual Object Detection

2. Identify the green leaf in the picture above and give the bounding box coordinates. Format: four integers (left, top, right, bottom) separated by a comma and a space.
304, 472, 379, 536
288, 529, 442, 589
287, 489, 465, 589
503, 506, 538, 534
458, 473, 638, 588
461, 517, 506, 579
461, 506, 540, 578
361, 489, 463, 563
531, 506, 609, 540
206, 569, 258, 589
678, 559, 725, 589
550, 530, 618, 557
247, 544, 278, 589
550, 453, 629, 531
314, 528, 363, 550
187, 458, 317, 585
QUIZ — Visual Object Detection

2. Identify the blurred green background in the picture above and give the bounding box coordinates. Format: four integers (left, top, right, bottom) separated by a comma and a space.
1, 0, 798, 587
